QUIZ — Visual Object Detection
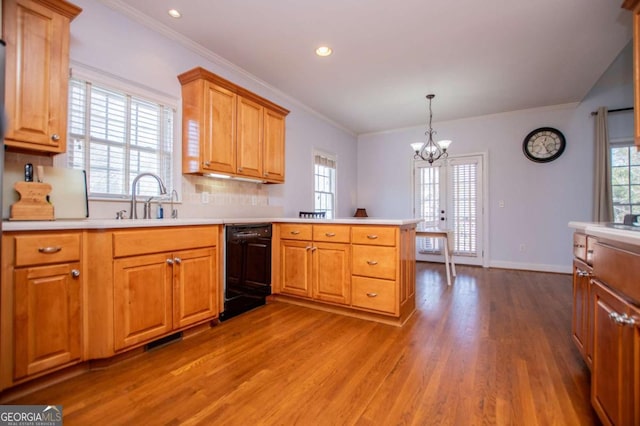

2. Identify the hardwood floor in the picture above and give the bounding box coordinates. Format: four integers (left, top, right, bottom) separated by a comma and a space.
8, 263, 598, 425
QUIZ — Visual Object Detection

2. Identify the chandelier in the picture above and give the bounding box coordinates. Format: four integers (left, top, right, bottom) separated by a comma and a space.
410, 94, 452, 164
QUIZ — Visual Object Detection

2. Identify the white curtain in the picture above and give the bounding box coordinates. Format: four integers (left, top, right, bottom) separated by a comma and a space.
593, 107, 613, 222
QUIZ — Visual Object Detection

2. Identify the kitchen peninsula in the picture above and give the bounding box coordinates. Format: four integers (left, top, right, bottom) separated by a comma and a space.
0, 217, 419, 397
568, 221, 640, 425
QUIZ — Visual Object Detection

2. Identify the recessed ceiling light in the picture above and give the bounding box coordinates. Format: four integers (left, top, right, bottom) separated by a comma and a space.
315, 46, 333, 57
168, 9, 181, 18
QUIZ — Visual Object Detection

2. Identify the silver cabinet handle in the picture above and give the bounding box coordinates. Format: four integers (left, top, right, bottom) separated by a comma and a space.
576, 269, 592, 278
38, 246, 62, 254
305, 246, 313, 250
573, 243, 585, 248
166, 258, 174, 265
325, 232, 336, 237
238, 167, 243, 172
367, 235, 378, 240
366, 292, 378, 298
610, 312, 637, 326
310, 247, 317, 252
291, 230, 300, 235
51, 134, 60, 141
174, 257, 182, 264
71, 269, 80, 278
204, 161, 211, 167
587, 249, 594, 254
367, 260, 378, 265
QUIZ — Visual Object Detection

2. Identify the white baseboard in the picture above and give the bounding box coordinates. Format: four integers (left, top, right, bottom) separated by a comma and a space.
488, 260, 571, 274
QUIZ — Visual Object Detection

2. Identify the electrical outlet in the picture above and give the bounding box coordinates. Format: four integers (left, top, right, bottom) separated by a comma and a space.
201, 192, 210, 204
519, 243, 526, 252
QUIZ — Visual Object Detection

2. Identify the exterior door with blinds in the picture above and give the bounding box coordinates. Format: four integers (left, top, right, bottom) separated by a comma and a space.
414, 154, 484, 266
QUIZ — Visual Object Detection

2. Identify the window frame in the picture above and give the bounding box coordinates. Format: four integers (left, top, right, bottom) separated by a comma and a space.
610, 136, 640, 222
313, 150, 337, 219
56, 63, 181, 201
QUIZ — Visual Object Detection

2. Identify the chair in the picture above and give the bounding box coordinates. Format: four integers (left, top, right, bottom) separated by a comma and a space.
299, 211, 326, 219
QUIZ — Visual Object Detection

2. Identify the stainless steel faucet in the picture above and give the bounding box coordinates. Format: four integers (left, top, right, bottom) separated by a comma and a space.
170, 189, 179, 219
129, 173, 167, 219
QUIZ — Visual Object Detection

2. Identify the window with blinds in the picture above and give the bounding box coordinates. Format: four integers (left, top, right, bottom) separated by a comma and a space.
67, 78, 175, 198
314, 152, 336, 219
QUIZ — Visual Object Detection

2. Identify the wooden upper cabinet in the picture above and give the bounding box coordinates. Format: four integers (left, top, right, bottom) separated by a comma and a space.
178, 67, 289, 182
3, 0, 82, 154
264, 108, 286, 182
237, 96, 264, 179
622, 0, 640, 147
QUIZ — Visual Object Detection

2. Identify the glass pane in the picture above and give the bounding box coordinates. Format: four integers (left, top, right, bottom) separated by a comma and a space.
631, 185, 640, 204
613, 205, 630, 223
612, 185, 630, 203
631, 148, 640, 166
611, 147, 629, 167
612, 167, 630, 185
631, 166, 640, 184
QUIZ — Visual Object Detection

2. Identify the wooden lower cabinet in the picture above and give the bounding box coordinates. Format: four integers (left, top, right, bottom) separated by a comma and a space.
114, 253, 173, 351
279, 239, 351, 304
275, 223, 416, 324
313, 242, 350, 305
14, 262, 82, 379
572, 259, 592, 367
591, 279, 639, 426
114, 247, 218, 352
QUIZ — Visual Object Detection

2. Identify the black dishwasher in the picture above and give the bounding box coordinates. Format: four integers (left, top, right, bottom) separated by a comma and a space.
221, 223, 272, 321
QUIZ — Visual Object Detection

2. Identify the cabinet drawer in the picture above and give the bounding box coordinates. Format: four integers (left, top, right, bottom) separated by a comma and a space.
351, 226, 396, 246
113, 226, 219, 258
313, 225, 350, 243
352, 245, 396, 280
352, 276, 396, 314
15, 233, 81, 267
593, 242, 640, 305
279, 224, 312, 240
573, 233, 587, 262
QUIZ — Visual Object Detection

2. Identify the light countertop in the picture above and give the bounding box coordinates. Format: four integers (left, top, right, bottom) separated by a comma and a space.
2, 217, 422, 231
569, 221, 640, 246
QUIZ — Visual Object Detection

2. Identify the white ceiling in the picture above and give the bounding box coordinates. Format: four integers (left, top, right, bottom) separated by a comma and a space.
101, 0, 632, 135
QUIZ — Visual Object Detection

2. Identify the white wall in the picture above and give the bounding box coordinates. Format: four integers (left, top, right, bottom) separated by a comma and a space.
358, 42, 633, 272
68, 0, 358, 219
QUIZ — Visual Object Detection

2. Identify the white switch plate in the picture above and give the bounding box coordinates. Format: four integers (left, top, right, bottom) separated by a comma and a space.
499, 200, 505, 208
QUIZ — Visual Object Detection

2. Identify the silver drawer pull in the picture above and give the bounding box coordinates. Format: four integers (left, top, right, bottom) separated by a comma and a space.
305, 246, 313, 250
291, 230, 300, 235
366, 292, 378, 298
367, 235, 378, 240
71, 269, 80, 278
325, 232, 336, 237
166, 258, 174, 265
610, 312, 637, 326
573, 243, 585, 248
576, 269, 592, 278
367, 260, 378, 266
38, 246, 62, 254
174, 257, 182, 264
587, 249, 594, 254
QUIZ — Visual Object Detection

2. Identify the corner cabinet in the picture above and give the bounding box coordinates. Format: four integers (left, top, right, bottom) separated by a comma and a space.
178, 67, 289, 183
622, 0, 640, 147
0, 231, 83, 391
273, 223, 416, 326
3, 0, 82, 154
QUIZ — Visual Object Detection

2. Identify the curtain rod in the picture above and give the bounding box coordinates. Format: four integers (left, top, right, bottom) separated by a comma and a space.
590, 107, 634, 116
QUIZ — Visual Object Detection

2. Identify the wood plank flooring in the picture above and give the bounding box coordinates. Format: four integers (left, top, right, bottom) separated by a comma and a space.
8, 263, 598, 425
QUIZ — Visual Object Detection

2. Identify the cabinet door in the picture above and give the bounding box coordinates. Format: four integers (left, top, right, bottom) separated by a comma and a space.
591, 280, 634, 426
203, 82, 236, 173
264, 108, 286, 182
280, 240, 312, 297
173, 248, 218, 329
313, 242, 351, 305
237, 96, 263, 178
571, 260, 591, 366
3, 0, 74, 153
631, 302, 640, 426
114, 253, 173, 351
14, 262, 82, 379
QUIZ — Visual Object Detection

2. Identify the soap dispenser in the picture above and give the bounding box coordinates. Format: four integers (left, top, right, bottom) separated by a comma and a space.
157, 202, 164, 219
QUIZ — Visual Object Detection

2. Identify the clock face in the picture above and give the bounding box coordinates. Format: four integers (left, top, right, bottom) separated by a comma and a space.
523, 127, 566, 163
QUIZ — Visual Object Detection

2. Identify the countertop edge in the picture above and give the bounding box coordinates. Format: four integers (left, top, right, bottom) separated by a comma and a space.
2, 217, 422, 231
569, 221, 640, 246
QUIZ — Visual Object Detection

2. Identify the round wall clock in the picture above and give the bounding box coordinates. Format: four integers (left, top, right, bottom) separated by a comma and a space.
522, 127, 566, 163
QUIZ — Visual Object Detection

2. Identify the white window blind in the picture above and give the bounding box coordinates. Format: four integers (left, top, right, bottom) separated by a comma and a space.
450, 161, 477, 254
314, 152, 336, 219
67, 77, 175, 198
611, 142, 640, 222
